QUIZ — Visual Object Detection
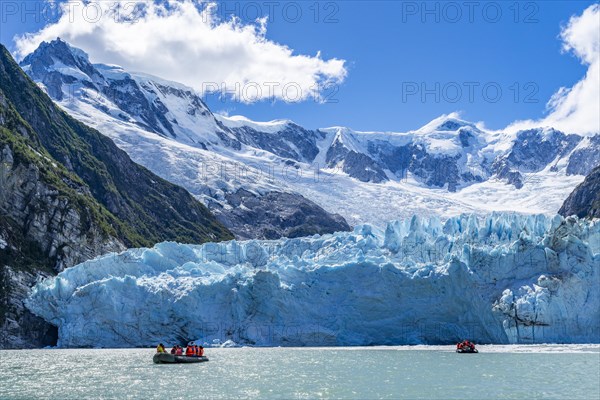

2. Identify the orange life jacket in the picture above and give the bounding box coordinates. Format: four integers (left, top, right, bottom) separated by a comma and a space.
199, 347, 204, 357
186, 347, 194, 356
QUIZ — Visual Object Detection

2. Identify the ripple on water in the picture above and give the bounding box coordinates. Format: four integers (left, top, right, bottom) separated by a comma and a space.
0, 346, 598, 399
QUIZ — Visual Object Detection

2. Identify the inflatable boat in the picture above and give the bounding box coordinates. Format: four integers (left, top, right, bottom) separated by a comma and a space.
456, 347, 479, 353
153, 353, 209, 364
456, 340, 478, 353
456, 346, 478, 353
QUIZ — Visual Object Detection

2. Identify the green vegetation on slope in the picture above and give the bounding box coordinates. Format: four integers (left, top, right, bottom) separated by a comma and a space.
0, 44, 233, 249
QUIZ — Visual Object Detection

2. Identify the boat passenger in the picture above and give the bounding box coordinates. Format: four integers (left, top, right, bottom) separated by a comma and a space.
156, 343, 166, 353
170, 345, 177, 354
175, 346, 183, 356
199, 346, 204, 357
186, 345, 194, 356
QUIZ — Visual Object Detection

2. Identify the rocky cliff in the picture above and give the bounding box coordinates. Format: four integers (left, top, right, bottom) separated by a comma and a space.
559, 165, 600, 219
0, 44, 233, 348
20, 38, 352, 240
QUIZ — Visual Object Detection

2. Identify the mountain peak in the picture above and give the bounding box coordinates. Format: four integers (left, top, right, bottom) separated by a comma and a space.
416, 114, 478, 134
436, 118, 471, 131
21, 38, 91, 69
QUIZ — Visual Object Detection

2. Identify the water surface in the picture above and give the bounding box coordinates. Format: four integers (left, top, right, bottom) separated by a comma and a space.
1, 345, 598, 399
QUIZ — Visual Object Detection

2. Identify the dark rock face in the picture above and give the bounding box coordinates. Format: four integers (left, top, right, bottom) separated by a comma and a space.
339, 151, 388, 183
325, 137, 388, 183
22, 40, 600, 197
0, 143, 123, 272
5, 45, 232, 247
492, 159, 524, 189
437, 120, 467, 131
227, 123, 324, 163
1, 44, 232, 348
21, 39, 104, 102
104, 77, 177, 137
369, 141, 412, 178
566, 135, 600, 176
0, 111, 122, 349
21, 38, 212, 140
314, 125, 598, 191
415, 154, 462, 192
20, 39, 352, 241
559, 165, 600, 219
0, 267, 58, 349
211, 189, 351, 240
494, 129, 581, 177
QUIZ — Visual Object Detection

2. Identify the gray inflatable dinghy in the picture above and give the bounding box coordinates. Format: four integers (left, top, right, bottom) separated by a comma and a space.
153, 353, 209, 364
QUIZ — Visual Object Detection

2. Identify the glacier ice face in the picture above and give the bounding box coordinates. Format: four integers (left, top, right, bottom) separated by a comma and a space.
26, 214, 600, 348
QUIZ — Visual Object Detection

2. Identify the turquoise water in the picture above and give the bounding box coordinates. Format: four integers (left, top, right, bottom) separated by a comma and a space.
1, 345, 599, 399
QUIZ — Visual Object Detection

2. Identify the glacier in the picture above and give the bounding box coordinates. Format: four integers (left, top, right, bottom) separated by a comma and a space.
20, 39, 599, 231
26, 213, 600, 348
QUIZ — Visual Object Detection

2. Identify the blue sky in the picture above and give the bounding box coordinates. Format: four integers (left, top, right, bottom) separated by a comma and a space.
1, 0, 598, 132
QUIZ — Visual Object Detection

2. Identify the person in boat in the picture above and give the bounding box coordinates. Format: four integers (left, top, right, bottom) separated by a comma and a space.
175, 346, 183, 355
458, 340, 475, 351
186, 343, 195, 356
198, 346, 204, 357
170, 345, 178, 354
156, 343, 166, 353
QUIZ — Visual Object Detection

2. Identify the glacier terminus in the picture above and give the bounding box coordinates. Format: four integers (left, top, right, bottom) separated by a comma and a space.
26, 213, 600, 348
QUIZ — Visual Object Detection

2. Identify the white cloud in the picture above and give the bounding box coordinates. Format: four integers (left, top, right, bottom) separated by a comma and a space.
14, 0, 347, 103
507, 4, 599, 136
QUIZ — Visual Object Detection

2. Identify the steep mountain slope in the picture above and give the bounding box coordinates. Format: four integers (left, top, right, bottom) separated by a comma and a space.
559, 166, 600, 219
20, 39, 350, 239
1, 88, 123, 348
4, 45, 232, 246
0, 44, 233, 348
20, 39, 600, 228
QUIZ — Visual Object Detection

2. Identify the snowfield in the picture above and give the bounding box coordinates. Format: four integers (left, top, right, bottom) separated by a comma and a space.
21, 39, 598, 231
26, 213, 600, 347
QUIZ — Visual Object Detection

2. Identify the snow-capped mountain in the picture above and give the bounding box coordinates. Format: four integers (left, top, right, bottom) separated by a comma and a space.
22, 39, 225, 146
0, 44, 233, 349
21, 39, 350, 240
20, 39, 600, 230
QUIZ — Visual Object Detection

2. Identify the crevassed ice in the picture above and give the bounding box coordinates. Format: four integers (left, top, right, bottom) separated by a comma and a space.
26, 213, 600, 348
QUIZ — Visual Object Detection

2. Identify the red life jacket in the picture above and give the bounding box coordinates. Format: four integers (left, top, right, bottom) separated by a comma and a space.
186, 347, 194, 356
